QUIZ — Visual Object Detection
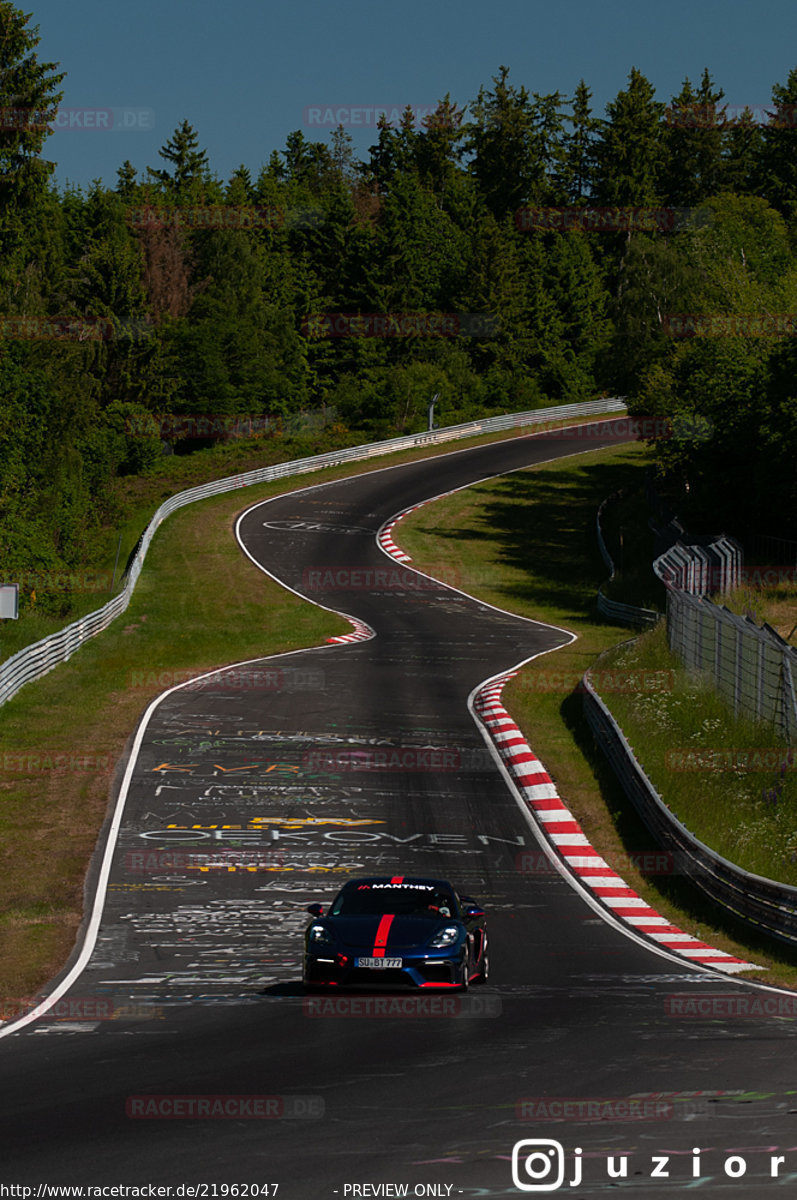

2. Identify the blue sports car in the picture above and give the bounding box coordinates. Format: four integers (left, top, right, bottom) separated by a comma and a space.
303, 876, 488, 990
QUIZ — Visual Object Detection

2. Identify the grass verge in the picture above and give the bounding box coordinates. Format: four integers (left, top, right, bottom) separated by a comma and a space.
397, 443, 796, 987
598, 625, 797, 885
715, 581, 797, 647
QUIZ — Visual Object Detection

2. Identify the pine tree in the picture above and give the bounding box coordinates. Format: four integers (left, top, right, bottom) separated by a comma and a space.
530, 90, 569, 202
0, 2, 64, 259
759, 67, 797, 221
367, 108, 418, 193
115, 160, 138, 200
329, 124, 359, 187
593, 68, 665, 206
415, 95, 466, 197
464, 66, 540, 219
723, 108, 764, 196
147, 120, 210, 198
544, 231, 613, 396
661, 70, 726, 204
369, 170, 467, 314
565, 80, 599, 202
227, 165, 253, 202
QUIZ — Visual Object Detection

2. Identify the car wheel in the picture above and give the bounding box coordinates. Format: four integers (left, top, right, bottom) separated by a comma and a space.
459, 958, 470, 991
475, 934, 489, 983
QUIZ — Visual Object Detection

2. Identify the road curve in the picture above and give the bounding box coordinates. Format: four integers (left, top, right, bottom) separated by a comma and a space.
1, 423, 796, 1197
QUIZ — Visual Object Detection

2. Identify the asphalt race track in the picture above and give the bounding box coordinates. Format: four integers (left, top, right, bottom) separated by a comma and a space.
2, 422, 797, 1198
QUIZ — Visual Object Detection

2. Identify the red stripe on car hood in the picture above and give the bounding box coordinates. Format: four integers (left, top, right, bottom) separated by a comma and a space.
372, 913, 395, 957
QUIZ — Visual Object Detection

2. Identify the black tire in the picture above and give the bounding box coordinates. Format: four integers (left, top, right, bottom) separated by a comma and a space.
459, 957, 470, 991
475, 934, 489, 983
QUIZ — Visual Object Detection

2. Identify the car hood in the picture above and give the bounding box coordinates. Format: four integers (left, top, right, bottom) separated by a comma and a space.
324, 914, 458, 951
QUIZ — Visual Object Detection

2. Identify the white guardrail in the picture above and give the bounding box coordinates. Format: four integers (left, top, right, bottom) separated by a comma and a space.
0, 398, 626, 709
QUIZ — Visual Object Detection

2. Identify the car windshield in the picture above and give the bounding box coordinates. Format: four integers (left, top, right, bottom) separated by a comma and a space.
330, 884, 457, 918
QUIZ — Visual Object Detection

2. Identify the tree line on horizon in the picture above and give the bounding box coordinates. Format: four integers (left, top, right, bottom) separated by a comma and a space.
0, 0, 796, 609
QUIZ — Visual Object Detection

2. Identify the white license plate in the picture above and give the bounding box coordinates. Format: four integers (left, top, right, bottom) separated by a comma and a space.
356, 957, 402, 969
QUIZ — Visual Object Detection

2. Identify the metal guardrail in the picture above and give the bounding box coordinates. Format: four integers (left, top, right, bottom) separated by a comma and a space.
595, 491, 659, 627
597, 588, 659, 627
583, 669, 797, 948
0, 397, 626, 709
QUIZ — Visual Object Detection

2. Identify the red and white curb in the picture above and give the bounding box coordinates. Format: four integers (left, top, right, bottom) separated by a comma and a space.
474, 673, 757, 974
377, 499, 443, 564
375, 501, 758, 975
326, 615, 374, 644
377, 519, 413, 563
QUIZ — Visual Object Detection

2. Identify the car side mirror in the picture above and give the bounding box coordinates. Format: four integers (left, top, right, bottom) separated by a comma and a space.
306, 903, 324, 917
462, 905, 484, 919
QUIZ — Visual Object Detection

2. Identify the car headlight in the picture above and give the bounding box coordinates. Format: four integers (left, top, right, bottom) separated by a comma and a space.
429, 925, 459, 949
308, 923, 335, 945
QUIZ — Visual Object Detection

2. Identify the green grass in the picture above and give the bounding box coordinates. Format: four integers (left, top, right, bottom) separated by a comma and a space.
714, 581, 797, 647
598, 625, 797, 884
398, 444, 797, 987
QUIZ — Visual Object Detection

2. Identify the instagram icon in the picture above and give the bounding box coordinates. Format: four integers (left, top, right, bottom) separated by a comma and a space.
512, 1140, 576, 1191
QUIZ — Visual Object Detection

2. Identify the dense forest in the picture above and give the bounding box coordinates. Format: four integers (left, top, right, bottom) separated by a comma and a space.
1, 1, 796, 610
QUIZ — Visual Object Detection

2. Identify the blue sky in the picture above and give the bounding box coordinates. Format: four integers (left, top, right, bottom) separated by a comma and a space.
27, 0, 797, 191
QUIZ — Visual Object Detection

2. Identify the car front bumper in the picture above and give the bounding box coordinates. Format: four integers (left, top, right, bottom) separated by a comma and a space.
304, 948, 466, 989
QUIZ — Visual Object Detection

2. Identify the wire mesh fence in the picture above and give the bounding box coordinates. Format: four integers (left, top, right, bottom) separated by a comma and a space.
665, 590, 797, 743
